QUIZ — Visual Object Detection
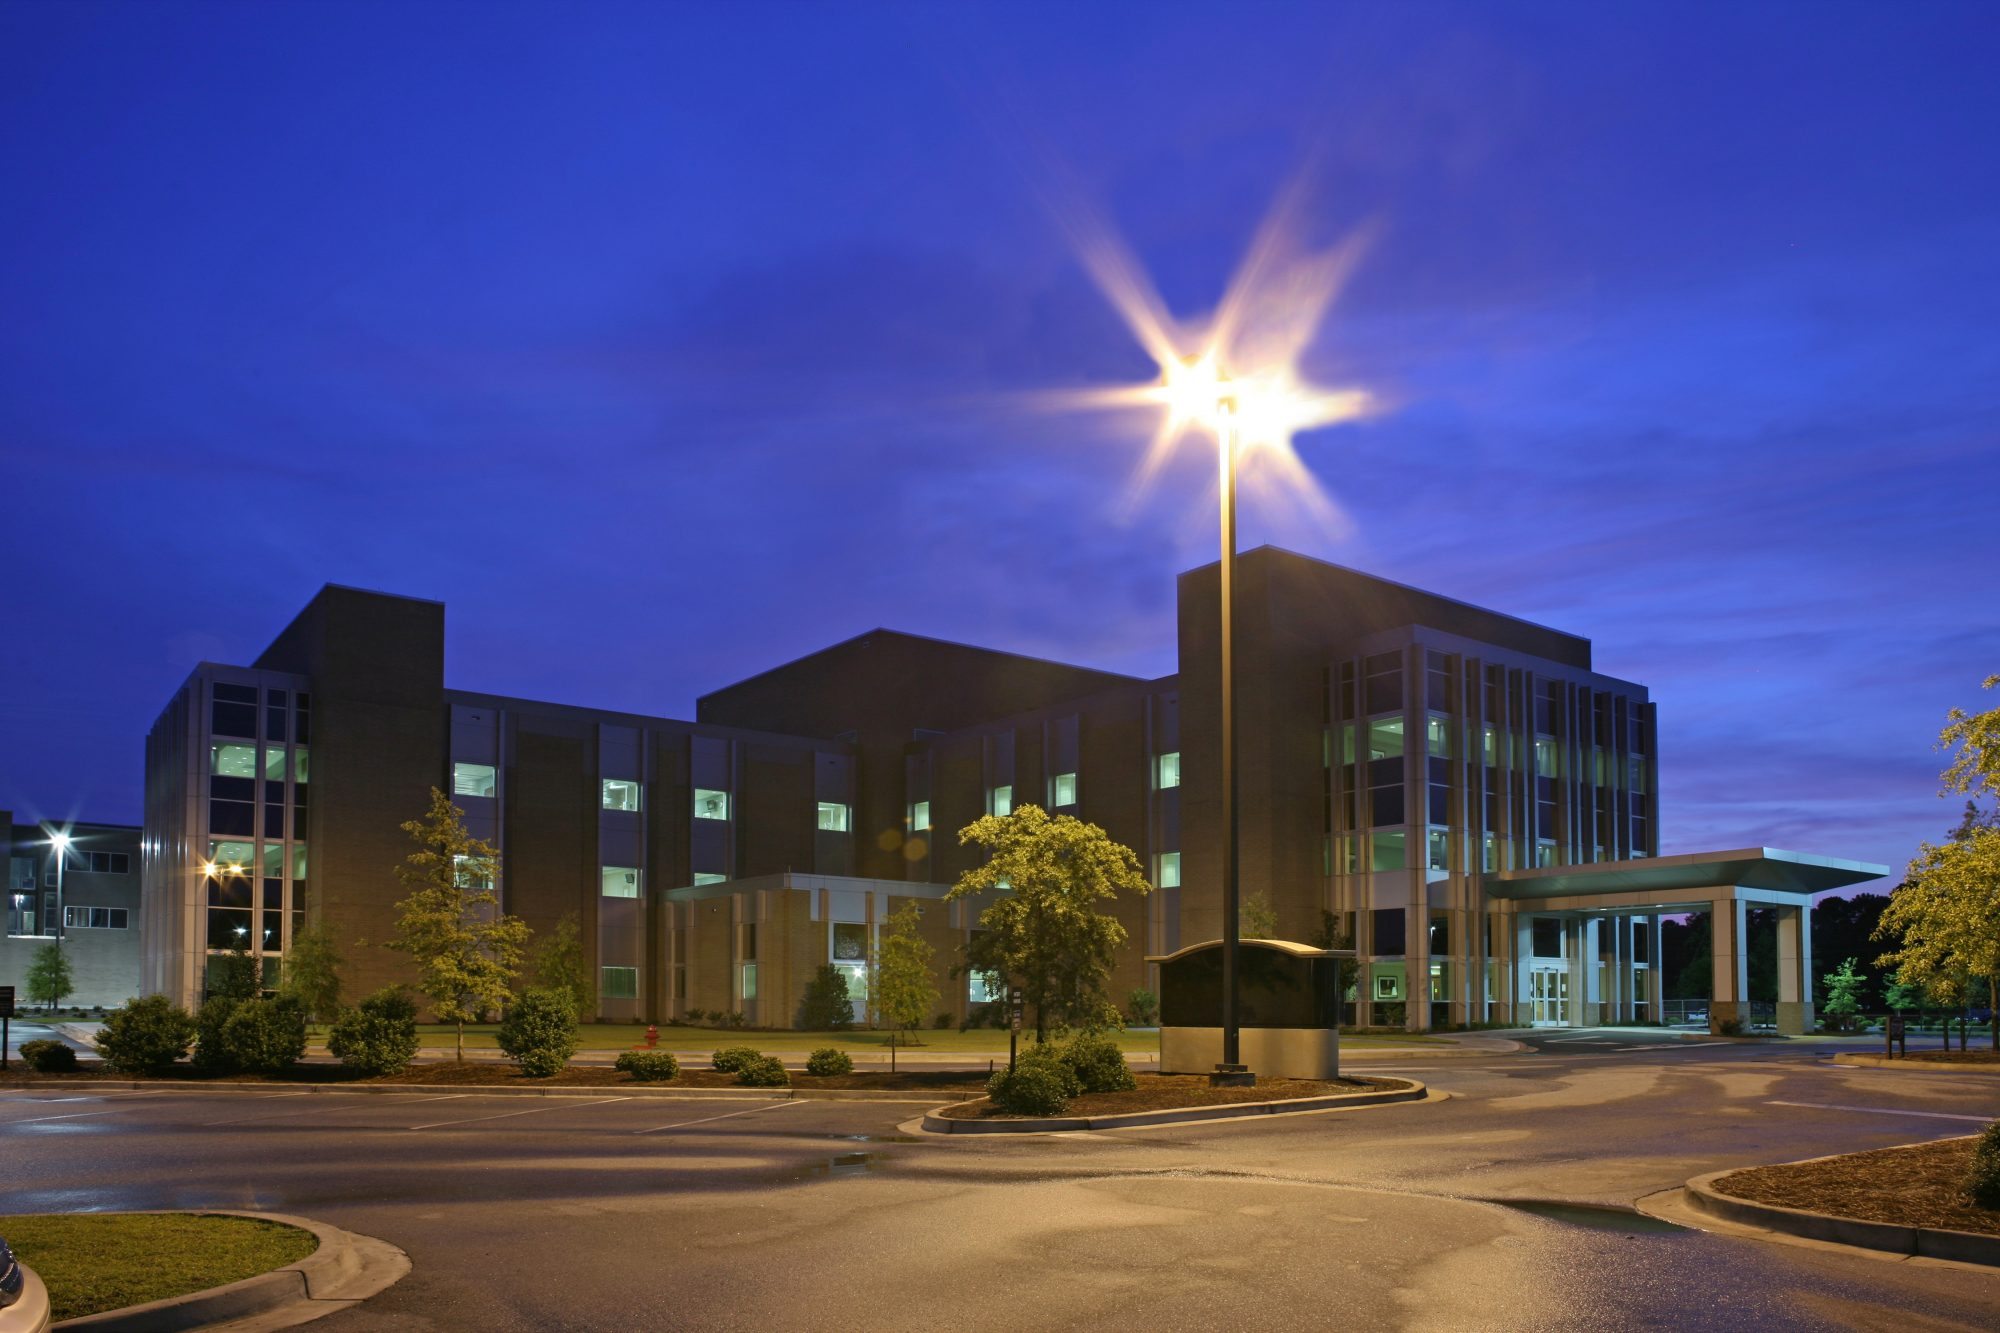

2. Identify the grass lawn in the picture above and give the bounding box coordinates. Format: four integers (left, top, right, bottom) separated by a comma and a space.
355, 1025, 1451, 1053
0, 1213, 318, 1323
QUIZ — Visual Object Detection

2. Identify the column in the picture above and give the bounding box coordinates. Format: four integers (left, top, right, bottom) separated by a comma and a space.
1580, 916, 1603, 1026
1710, 895, 1750, 1034
1776, 904, 1813, 1035
1647, 913, 1664, 1022
1515, 914, 1535, 1025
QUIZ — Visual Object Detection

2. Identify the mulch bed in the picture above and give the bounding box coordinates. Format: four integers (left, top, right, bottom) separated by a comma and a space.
1875, 1050, 2000, 1065
936, 1073, 1404, 1121
0, 1062, 988, 1093
1714, 1137, 2000, 1237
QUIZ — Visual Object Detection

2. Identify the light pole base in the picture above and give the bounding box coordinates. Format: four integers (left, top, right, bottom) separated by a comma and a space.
1209, 1063, 1255, 1088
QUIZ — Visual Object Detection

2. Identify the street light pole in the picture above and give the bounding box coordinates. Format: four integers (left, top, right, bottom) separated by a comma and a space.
1215, 402, 1248, 1083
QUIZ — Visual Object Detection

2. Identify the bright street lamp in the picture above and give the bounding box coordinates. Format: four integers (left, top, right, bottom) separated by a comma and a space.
46, 829, 72, 950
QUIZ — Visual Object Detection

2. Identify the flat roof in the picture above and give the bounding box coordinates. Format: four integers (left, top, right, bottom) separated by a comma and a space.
1492, 848, 1890, 900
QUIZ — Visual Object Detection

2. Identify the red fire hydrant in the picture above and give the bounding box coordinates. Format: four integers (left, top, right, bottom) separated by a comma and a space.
644, 1024, 659, 1050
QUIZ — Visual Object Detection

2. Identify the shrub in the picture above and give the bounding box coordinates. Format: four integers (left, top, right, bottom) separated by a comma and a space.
192, 996, 245, 1074
328, 989, 421, 1076
1126, 988, 1160, 1027
805, 1047, 853, 1077
684, 1008, 708, 1025
96, 996, 197, 1074
934, 1012, 953, 1030
221, 996, 308, 1074
1061, 1034, 1136, 1093
736, 1054, 790, 1087
498, 987, 580, 1078
723, 1010, 748, 1029
1967, 1120, 2000, 1209
712, 1045, 762, 1073
19, 1039, 78, 1073
799, 964, 855, 1030
615, 1050, 681, 1081
987, 1044, 1078, 1117
1717, 1017, 1745, 1037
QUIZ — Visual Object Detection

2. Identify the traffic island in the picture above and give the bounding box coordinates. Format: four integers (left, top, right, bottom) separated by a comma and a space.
1834, 1051, 2000, 1073
1682, 1137, 2000, 1267
0, 1209, 408, 1329
920, 1074, 1427, 1134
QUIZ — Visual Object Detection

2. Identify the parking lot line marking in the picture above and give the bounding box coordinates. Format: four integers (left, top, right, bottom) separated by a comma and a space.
1766, 1099, 1992, 1123
5, 1095, 165, 1124
408, 1096, 631, 1130
632, 1099, 801, 1135
204, 1093, 468, 1126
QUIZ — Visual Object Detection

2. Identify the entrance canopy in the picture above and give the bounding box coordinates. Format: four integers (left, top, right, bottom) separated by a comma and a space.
1491, 847, 1887, 913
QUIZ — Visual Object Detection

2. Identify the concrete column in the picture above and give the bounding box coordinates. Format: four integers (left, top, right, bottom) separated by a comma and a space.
1776, 904, 1813, 1035
1581, 916, 1603, 1026
1648, 914, 1665, 1020
1710, 896, 1750, 1034
1515, 915, 1534, 1024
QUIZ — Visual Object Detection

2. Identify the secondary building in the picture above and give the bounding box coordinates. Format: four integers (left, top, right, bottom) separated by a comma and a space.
137, 548, 1882, 1033
3, 811, 144, 1010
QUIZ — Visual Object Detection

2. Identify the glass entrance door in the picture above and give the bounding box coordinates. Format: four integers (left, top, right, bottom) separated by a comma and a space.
1529, 968, 1570, 1027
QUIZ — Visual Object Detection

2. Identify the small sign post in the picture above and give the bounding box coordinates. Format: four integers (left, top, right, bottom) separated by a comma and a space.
0, 985, 13, 1072
1008, 986, 1023, 1072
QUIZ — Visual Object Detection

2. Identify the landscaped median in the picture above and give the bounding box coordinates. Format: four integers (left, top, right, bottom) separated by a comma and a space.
1683, 1135, 2000, 1267
921, 1074, 1427, 1134
0, 1209, 408, 1329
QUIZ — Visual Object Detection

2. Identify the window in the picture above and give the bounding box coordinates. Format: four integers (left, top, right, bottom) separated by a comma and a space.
453, 854, 494, 892
600, 966, 638, 1000
1536, 839, 1557, 867
1156, 851, 1181, 889
1483, 832, 1499, 872
694, 788, 730, 821
910, 800, 931, 832
1365, 716, 1404, 761
1371, 831, 1406, 872
1333, 834, 1359, 875
1371, 907, 1406, 956
831, 922, 868, 962
1482, 725, 1499, 767
602, 779, 642, 812
453, 762, 496, 799
601, 866, 641, 898
83, 851, 130, 875
1363, 651, 1402, 714
968, 971, 998, 1004
693, 873, 727, 886
1427, 829, 1450, 872
292, 842, 308, 882
817, 802, 851, 832
211, 743, 257, 778
1051, 772, 1077, 808
1627, 756, 1648, 794
64, 906, 130, 929
1533, 738, 1557, 778
988, 785, 1012, 818
1531, 918, 1564, 958
1157, 752, 1180, 789
293, 745, 310, 785
739, 962, 758, 1001
6, 892, 38, 936
262, 746, 286, 782
1425, 716, 1450, 758
211, 683, 258, 738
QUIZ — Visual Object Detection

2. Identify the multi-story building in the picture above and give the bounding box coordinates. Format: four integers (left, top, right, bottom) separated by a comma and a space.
2, 812, 144, 1009
138, 548, 1880, 1033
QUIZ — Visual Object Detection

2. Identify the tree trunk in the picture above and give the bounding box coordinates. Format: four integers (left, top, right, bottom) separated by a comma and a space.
1991, 976, 1998, 1053
891, 1035, 897, 1074
456, 1019, 465, 1064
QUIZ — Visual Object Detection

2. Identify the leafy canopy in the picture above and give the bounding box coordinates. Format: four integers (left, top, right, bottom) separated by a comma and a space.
279, 924, 345, 1023
25, 941, 74, 1009
532, 911, 592, 1018
946, 804, 1151, 1040
385, 787, 530, 1061
869, 902, 939, 1068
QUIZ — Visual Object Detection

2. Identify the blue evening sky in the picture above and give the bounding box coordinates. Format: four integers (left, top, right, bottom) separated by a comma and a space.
3, 1, 1996, 884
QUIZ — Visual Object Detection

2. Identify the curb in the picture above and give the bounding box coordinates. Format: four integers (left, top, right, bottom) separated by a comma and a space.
1683, 1150, 2000, 1268
1832, 1053, 2000, 1075
919, 1079, 1429, 1134
53, 1209, 408, 1332
4, 1078, 973, 1103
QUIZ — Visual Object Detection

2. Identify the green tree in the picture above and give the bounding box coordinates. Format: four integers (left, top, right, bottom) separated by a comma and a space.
25, 942, 73, 1012
279, 924, 345, 1023
1239, 891, 1279, 940
869, 902, 939, 1070
532, 911, 592, 1018
385, 787, 531, 1062
946, 804, 1152, 1042
1820, 958, 1866, 1031
1938, 675, 2000, 800
798, 964, 855, 1031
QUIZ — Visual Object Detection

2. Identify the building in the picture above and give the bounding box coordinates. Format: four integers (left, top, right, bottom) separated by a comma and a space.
3, 811, 144, 1010
138, 549, 1882, 1033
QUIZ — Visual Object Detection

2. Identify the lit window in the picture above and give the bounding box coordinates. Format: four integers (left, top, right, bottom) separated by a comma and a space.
1536, 840, 1557, 867
602, 779, 642, 812
1427, 829, 1450, 871
209, 839, 254, 872
831, 922, 868, 961
988, 785, 1012, 818
262, 747, 286, 782
910, 800, 931, 832
1427, 716, 1452, 759
1156, 851, 1181, 889
817, 802, 851, 832
291, 843, 308, 881
601, 866, 641, 898
1627, 756, 1648, 794
453, 762, 495, 798
693, 873, 726, 886
1333, 835, 1359, 875
1483, 833, 1499, 872
600, 966, 638, 1000
293, 745, 310, 785
1482, 725, 1498, 767
1371, 831, 1407, 872
211, 744, 257, 778
1366, 716, 1404, 761
968, 971, 999, 1004
453, 854, 493, 891
694, 789, 730, 821
1340, 725, 1357, 765
262, 844, 284, 878
1157, 752, 1181, 789
739, 962, 758, 1001
1051, 772, 1077, 807
1534, 739, 1557, 779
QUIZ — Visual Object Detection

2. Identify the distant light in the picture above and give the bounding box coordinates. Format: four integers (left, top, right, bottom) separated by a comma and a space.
49, 831, 71, 851
200, 862, 218, 877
